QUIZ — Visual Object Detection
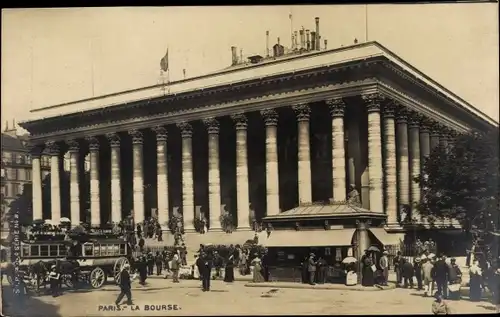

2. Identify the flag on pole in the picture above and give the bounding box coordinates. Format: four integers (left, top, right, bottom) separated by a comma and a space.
160, 48, 169, 72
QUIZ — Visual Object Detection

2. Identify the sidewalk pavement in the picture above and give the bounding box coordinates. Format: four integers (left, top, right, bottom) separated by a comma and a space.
244, 281, 396, 291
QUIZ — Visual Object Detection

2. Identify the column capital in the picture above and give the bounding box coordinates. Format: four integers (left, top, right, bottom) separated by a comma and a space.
203, 117, 220, 134
292, 103, 310, 121
45, 141, 60, 156
383, 100, 398, 118
440, 126, 452, 139
85, 136, 100, 151
128, 129, 143, 144
106, 132, 121, 147
419, 118, 431, 133
362, 93, 384, 112
395, 107, 408, 124
28, 143, 44, 158
430, 122, 442, 136
66, 139, 80, 153
326, 98, 346, 117
152, 126, 168, 142
408, 112, 422, 129
177, 121, 193, 138
231, 113, 248, 130
260, 109, 278, 126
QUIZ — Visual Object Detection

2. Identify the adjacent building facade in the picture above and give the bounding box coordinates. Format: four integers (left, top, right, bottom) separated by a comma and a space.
19, 42, 496, 254
1, 123, 51, 236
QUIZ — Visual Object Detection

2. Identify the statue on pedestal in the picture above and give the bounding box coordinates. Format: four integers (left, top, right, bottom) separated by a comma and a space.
347, 184, 361, 207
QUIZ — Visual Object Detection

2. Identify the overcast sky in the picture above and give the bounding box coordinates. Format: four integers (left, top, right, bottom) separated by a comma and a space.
1, 4, 498, 132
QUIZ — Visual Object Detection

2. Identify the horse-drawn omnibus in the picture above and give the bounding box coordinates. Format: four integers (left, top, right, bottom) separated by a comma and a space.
5, 228, 133, 292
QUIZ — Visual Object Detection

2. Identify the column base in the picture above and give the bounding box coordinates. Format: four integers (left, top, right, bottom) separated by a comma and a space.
183, 227, 197, 233
384, 223, 404, 232
208, 227, 223, 232
235, 226, 252, 232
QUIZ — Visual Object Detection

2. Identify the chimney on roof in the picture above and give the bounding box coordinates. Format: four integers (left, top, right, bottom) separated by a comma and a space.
231, 46, 238, 65
299, 28, 305, 50
315, 17, 320, 50
4, 121, 8, 132
311, 32, 316, 52
240, 49, 243, 63
306, 29, 310, 50
324, 39, 328, 50
294, 31, 298, 49
266, 30, 270, 57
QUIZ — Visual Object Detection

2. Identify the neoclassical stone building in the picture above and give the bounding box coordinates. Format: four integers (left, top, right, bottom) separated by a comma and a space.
20, 42, 496, 253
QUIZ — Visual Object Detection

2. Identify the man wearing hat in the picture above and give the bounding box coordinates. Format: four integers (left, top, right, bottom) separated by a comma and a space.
115, 263, 133, 306
414, 256, 423, 290
48, 265, 61, 297
379, 251, 389, 286
307, 253, 317, 285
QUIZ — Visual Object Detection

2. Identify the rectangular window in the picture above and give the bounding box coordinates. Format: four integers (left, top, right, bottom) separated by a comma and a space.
40, 245, 49, 256
84, 244, 93, 256
119, 244, 126, 255
30, 245, 40, 256
49, 245, 58, 257
22, 245, 30, 257
25, 169, 31, 181
11, 153, 17, 164
26, 154, 32, 165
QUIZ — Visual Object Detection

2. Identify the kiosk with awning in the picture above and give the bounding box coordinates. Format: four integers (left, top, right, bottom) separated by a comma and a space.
260, 202, 400, 283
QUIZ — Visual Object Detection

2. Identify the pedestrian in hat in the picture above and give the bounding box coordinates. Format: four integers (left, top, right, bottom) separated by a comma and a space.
379, 251, 389, 286
414, 257, 423, 290
307, 253, 317, 285
115, 263, 133, 306
48, 265, 60, 297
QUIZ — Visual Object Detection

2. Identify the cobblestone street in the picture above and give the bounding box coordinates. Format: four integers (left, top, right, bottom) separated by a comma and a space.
2, 277, 497, 316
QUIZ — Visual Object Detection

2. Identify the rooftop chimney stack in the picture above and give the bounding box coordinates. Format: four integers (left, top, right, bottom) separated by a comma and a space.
306, 29, 310, 50
266, 31, 270, 57
315, 17, 320, 50
299, 28, 305, 50
311, 31, 316, 52
294, 31, 299, 49
231, 46, 238, 65
324, 39, 328, 50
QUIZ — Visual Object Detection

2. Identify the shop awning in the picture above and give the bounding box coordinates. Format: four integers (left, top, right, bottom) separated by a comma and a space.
261, 229, 356, 248
369, 228, 403, 246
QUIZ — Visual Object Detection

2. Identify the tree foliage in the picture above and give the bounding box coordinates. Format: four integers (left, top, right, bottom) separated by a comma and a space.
415, 129, 499, 262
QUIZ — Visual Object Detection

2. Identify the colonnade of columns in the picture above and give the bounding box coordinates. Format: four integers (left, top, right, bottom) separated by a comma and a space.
29, 93, 458, 229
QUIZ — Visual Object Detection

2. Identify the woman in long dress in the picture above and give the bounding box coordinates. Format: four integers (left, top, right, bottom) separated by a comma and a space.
469, 260, 483, 301
224, 255, 235, 283
361, 251, 375, 287
252, 258, 265, 283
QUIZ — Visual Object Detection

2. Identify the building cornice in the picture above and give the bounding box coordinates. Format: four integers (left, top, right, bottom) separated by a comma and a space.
28, 79, 379, 143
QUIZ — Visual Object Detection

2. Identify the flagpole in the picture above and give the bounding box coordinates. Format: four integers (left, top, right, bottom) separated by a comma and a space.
30, 36, 34, 110
365, 5, 369, 42
166, 46, 170, 94
90, 38, 95, 97
289, 8, 293, 49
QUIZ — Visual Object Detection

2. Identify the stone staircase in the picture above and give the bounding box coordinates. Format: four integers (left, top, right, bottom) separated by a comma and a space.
144, 230, 263, 264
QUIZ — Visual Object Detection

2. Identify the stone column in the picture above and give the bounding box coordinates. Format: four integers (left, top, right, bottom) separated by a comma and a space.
203, 118, 222, 230
408, 113, 421, 220
86, 136, 100, 226
439, 128, 449, 150
419, 120, 431, 224
362, 93, 384, 213
129, 130, 145, 225
30, 146, 44, 221
420, 120, 431, 159
261, 109, 280, 216
152, 126, 169, 228
177, 122, 195, 232
106, 133, 122, 224
396, 107, 410, 217
292, 104, 312, 204
430, 124, 440, 150
67, 140, 81, 226
46, 141, 62, 224
326, 98, 347, 202
231, 113, 251, 230
356, 220, 371, 282
383, 102, 398, 226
